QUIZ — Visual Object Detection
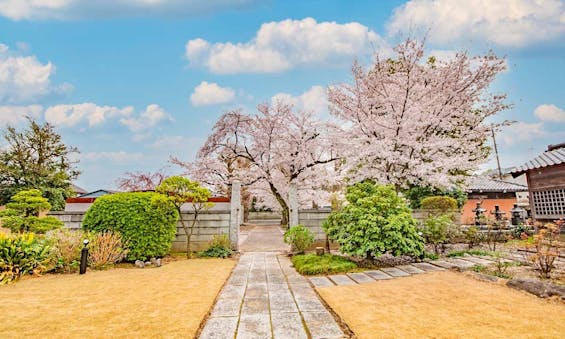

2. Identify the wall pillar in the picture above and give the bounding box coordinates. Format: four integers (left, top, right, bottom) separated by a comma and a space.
288, 181, 299, 228
229, 181, 241, 250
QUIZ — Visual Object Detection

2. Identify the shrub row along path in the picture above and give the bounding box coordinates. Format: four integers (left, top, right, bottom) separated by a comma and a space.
309, 255, 497, 287
199, 225, 346, 339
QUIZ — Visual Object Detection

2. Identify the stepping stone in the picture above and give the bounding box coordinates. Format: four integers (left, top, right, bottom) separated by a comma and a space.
347, 272, 376, 284
430, 260, 457, 269
236, 314, 271, 339
380, 267, 410, 277
364, 270, 393, 280
397, 265, 425, 274
448, 258, 477, 269
328, 274, 356, 286
199, 316, 238, 339
463, 256, 494, 265
310, 276, 335, 287
271, 312, 308, 339
302, 311, 344, 339
412, 262, 445, 272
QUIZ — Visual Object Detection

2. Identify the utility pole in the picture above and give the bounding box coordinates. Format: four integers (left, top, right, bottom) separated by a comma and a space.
491, 126, 503, 180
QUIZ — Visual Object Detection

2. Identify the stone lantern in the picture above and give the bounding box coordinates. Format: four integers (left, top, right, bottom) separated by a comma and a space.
472, 202, 486, 226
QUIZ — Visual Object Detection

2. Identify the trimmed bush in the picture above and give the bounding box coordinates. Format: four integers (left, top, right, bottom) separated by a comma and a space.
421, 196, 458, 213
284, 224, 314, 254
323, 182, 424, 259
291, 254, 358, 275
0, 189, 62, 233
82, 192, 178, 261
0, 233, 52, 284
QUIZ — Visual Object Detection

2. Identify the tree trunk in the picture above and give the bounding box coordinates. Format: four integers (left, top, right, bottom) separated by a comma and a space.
268, 182, 290, 228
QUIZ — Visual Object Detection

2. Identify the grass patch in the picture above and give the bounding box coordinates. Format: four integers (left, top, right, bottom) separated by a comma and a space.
447, 249, 494, 258
424, 252, 439, 260
291, 254, 358, 275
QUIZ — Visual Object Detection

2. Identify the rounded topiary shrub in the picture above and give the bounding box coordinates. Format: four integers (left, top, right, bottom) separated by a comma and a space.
82, 192, 178, 261
421, 196, 458, 213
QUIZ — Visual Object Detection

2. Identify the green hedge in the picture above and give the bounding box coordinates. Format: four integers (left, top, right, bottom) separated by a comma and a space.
82, 192, 178, 261
421, 196, 458, 212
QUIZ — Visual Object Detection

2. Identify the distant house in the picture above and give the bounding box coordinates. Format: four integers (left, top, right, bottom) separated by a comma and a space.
510, 143, 565, 221
65, 189, 118, 212
460, 176, 528, 224
71, 184, 88, 196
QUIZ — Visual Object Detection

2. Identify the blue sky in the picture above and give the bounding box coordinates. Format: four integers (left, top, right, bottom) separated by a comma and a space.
0, 0, 564, 191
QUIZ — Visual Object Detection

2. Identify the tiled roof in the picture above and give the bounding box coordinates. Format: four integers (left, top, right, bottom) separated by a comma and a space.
466, 176, 527, 193
509, 146, 565, 176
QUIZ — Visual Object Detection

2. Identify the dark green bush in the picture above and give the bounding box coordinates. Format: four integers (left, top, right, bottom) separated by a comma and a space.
82, 192, 178, 261
284, 224, 314, 254
0, 233, 53, 284
323, 182, 424, 259
291, 254, 358, 275
0, 189, 62, 233
421, 196, 458, 212
198, 234, 233, 258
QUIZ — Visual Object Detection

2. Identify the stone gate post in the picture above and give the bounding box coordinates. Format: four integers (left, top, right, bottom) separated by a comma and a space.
229, 180, 241, 250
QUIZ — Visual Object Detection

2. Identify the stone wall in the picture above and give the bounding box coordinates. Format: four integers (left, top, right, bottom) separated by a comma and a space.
49, 209, 234, 252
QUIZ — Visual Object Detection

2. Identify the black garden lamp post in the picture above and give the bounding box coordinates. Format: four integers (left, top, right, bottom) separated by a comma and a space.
79, 239, 89, 275
472, 202, 486, 226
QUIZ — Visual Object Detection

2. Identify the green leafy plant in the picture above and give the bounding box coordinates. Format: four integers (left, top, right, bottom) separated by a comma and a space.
511, 223, 533, 239
0, 189, 62, 233
420, 214, 454, 254
447, 249, 494, 257
198, 234, 233, 258
291, 254, 358, 275
420, 196, 458, 212
284, 224, 314, 254
463, 226, 484, 249
403, 186, 466, 209
0, 233, 53, 284
82, 192, 178, 261
323, 182, 424, 260
424, 252, 439, 260
155, 176, 213, 258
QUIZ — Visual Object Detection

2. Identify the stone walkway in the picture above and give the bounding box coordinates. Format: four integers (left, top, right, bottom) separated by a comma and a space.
239, 225, 289, 252
199, 252, 345, 339
309, 255, 497, 287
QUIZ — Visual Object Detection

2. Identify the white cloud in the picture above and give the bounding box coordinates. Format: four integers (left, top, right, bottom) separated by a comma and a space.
388, 0, 565, 47
190, 81, 235, 106
272, 86, 328, 115
0, 43, 70, 104
80, 151, 144, 164
120, 104, 172, 132
44, 103, 133, 127
0, 104, 43, 126
186, 17, 390, 74
534, 104, 565, 123
0, 0, 258, 20
500, 122, 545, 146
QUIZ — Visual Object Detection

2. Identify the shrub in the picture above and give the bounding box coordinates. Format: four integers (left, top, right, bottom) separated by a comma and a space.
447, 249, 493, 257
511, 223, 533, 239
0, 233, 52, 284
283, 224, 314, 254
198, 234, 233, 258
291, 254, 358, 275
0, 189, 62, 233
82, 192, 178, 261
424, 252, 439, 260
404, 186, 466, 209
323, 182, 424, 259
525, 221, 562, 279
88, 231, 128, 270
46, 229, 85, 273
420, 214, 454, 254
463, 226, 484, 249
421, 196, 458, 213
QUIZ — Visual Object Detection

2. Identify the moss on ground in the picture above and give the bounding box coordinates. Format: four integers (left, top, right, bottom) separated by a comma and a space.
291, 253, 358, 275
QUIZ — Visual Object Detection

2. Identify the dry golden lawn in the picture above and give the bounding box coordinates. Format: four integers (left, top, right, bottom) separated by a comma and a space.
0, 258, 235, 338
317, 271, 565, 339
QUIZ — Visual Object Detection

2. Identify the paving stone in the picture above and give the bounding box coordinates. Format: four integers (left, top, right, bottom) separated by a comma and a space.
220, 284, 246, 299
241, 297, 269, 315
309, 276, 335, 287
380, 267, 411, 277
245, 283, 268, 299
364, 270, 393, 280
328, 274, 356, 286
397, 265, 425, 274
199, 316, 239, 339
286, 274, 308, 284
347, 272, 375, 284
448, 258, 477, 269
269, 289, 297, 313
236, 314, 272, 339
271, 312, 308, 339
463, 256, 494, 265
302, 311, 344, 339
429, 260, 457, 269
228, 272, 249, 286
412, 262, 445, 272
211, 297, 242, 317
267, 273, 286, 284
292, 292, 326, 312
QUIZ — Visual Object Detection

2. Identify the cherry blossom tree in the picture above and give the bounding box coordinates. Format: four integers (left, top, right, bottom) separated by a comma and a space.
328, 38, 510, 190
190, 101, 341, 226
116, 169, 167, 191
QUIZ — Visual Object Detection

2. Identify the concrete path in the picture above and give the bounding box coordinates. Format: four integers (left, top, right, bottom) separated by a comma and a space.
199, 252, 345, 339
239, 225, 289, 253
309, 255, 496, 287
